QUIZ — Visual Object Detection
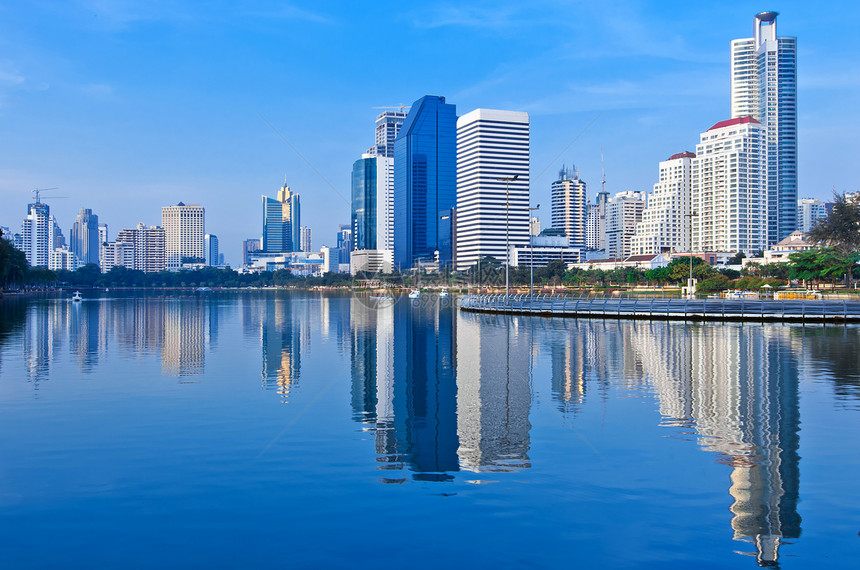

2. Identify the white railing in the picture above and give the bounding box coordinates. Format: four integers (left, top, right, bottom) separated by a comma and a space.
459, 293, 860, 322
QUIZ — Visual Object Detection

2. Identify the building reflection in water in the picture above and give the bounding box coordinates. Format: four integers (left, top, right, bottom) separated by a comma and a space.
10, 295, 223, 383
6, 294, 848, 565
349, 299, 531, 481
256, 295, 303, 402
800, 327, 860, 407
456, 312, 531, 472
632, 322, 801, 566
161, 298, 207, 377
538, 320, 617, 415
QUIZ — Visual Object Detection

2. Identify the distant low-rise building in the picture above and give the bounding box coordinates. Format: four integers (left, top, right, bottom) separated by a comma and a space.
100, 241, 135, 273
570, 253, 671, 272
49, 246, 80, 271
350, 249, 394, 275
796, 198, 828, 233
247, 251, 324, 276
743, 230, 815, 266
511, 229, 582, 268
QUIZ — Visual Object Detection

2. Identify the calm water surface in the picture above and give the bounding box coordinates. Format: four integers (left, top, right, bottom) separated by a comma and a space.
0, 291, 858, 568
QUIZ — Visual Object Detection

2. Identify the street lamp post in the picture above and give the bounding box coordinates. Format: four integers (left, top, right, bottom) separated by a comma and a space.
685, 210, 698, 298
497, 174, 519, 297
528, 204, 540, 297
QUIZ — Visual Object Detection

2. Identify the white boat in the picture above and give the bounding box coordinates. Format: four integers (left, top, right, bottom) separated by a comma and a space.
439, 290, 449, 298
408, 289, 421, 299
72, 291, 82, 302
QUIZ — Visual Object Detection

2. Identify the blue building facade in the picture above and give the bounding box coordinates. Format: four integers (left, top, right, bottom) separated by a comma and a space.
351, 157, 377, 251
262, 183, 300, 253
393, 95, 457, 269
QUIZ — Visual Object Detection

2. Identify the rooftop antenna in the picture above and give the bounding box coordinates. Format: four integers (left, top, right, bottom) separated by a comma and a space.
601, 148, 606, 194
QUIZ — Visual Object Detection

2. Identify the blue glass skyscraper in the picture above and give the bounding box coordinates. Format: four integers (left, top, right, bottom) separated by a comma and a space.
393, 95, 457, 269
262, 182, 300, 253
352, 156, 377, 251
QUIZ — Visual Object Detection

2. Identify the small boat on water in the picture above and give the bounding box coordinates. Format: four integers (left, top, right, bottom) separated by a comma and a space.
72, 291, 82, 302
439, 289, 449, 298
408, 289, 421, 300
370, 292, 391, 301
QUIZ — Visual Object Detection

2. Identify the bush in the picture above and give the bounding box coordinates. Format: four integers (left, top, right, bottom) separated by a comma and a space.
697, 275, 732, 293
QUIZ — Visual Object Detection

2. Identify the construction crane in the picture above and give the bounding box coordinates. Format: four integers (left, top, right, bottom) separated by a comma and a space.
371, 104, 411, 113
32, 187, 68, 203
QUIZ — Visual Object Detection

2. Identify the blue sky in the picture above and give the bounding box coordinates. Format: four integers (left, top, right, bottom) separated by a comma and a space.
1, 1, 857, 265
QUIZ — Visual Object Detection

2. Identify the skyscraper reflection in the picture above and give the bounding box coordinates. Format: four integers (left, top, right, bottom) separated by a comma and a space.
456, 312, 531, 472
349, 300, 533, 480
632, 322, 801, 565
68, 299, 102, 372
259, 295, 303, 401
161, 298, 207, 377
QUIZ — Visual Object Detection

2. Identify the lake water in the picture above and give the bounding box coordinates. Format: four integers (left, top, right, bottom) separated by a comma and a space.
1, 291, 858, 568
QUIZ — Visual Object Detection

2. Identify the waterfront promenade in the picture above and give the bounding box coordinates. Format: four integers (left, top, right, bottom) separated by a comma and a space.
459, 293, 860, 323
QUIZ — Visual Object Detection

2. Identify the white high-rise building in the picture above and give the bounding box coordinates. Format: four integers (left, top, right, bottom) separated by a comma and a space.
299, 226, 312, 252
585, 191, 609, 251
796, 198, 827, 234
161, 202, 205, 270
117, 223, 166, 273
366, 110, 407, 158
455, 108, 530, 271
100, 241, 134, 273
21, 201, 53, 268
49, 246, 79, 271
551, 166, 587, 248
692, 117, 768, 254
363, 112, 400, 253
98, 223, 109, 265
606, 191, 646, 259
731, 11, 797, 244
631, 152, 694, 255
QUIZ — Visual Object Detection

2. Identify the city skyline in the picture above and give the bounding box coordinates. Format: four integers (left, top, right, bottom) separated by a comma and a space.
1, 2, 857, 265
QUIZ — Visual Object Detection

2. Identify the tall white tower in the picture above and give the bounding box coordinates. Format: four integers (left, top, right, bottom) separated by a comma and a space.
22, 201, 52, 268
631, 152, 694, 255
551, 166, 587, 248
161, 202, 205, 270
606, 191, 646, 259
692, 117, 768, 254
731, 12, 797, 244
455, 109, 530, 271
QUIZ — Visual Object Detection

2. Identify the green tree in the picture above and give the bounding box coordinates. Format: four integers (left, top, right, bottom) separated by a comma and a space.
74, 263, 102, 287
808, 192, 860, 288
697, 274, 732, 293
726, 251, 746, 265
808, 192, 860, 255
26, 267, 57, 287
545, 260, 567, 284
719, 267, 741, 280
644, 266, 671, 285
0, 230, 28, 289
787, 250, 823, 287
625, 269, 642, 284
667, 256, 708, 282
816, 248, 859, 288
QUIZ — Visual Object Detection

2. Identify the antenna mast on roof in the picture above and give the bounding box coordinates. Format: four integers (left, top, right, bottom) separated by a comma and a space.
601, 148, 606, 194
